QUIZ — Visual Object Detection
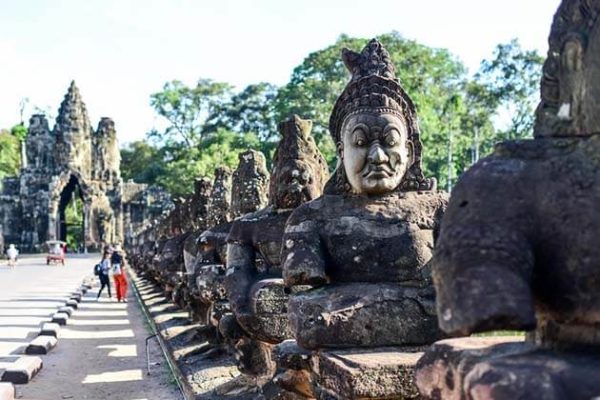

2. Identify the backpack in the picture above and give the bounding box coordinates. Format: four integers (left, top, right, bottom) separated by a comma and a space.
94, 263, 102, 276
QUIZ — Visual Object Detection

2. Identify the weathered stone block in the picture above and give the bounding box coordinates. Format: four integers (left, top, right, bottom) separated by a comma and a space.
69, 293, 82, 303
314, 347, 424, 400
25, 335, 57, 355
39, 322, 60, 338
416, 336, 600, 400
0, 383, 14, 400
1, 356, 43, 384
58, 306, 74, 317
65, 299, 78, 309
51, 312, 69, 326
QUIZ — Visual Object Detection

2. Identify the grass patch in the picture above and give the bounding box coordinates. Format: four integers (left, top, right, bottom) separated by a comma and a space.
473, 330, 525, 337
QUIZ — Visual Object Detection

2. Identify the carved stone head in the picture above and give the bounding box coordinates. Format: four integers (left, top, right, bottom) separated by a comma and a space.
326, 39, 433, 195
231, 150, 269, 218
208, 167, 232, 226
190, 177, 212, 231
535, 0, 600, 137
269, 115, 329, 210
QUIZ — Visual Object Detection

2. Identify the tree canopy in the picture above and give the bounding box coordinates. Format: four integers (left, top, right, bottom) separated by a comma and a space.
121, 34, 543, 196
0, 128, 22, 186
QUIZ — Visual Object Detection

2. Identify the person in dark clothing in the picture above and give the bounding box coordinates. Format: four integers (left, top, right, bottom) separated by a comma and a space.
97, 251, 112, 300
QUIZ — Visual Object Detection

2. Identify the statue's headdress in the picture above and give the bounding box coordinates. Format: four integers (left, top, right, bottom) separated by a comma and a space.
231, 150, 269, 217
327, 39, 434, 193
269, 115, 329, 208
208, 167, 232, 226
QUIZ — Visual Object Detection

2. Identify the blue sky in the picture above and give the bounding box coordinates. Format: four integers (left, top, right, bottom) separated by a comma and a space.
0, 0, 561, 144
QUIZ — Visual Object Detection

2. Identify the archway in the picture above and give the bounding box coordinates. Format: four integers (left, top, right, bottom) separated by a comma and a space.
57, 175, 85, 252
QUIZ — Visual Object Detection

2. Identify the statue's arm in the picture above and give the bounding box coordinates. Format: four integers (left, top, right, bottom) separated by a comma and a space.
224, 235, 256, 317
432, 162, 536, 336
282, 208, 327, 287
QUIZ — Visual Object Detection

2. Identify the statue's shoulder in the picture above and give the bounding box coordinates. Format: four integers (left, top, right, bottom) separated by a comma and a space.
408, 190, 448, 207
199, 222, 231, 243
454, 144, 532, 199
227, 206, 273, 243
285, 195, 332, 227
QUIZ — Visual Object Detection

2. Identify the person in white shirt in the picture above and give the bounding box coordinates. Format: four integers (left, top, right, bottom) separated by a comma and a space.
6, 244, 18, 268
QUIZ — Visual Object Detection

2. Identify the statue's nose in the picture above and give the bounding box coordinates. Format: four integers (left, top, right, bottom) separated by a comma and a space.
368, 144, 388, 164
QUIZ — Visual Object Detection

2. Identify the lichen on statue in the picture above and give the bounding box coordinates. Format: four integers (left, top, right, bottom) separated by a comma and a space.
282, 39, 447, 350
223, 116, 329, 378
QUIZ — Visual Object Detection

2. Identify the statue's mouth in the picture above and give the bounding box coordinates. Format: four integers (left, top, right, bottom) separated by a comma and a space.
363, 165, 393, 179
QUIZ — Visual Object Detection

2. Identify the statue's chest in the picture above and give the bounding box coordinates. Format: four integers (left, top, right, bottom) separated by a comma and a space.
321, 214, 434, 282
253, 212, 292, 268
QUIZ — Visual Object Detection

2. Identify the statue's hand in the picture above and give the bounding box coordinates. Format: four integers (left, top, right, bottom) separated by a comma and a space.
284, 267, 328, 288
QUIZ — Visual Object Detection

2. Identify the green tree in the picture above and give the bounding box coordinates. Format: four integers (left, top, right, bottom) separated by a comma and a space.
149, 79, 233, 147
475, 39, 544, 140
120, 140, 166, 185
131, 36, 543, 196
205, 82, 279, 141
10, 124, 27, 141
156, 129, 262, 196
0, 129, 21, 184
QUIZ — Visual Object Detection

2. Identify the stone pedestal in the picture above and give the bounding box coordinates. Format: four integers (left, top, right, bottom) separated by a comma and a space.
314, 348, 422, 400
275, 341, 424, 399
416, 336, 600, 400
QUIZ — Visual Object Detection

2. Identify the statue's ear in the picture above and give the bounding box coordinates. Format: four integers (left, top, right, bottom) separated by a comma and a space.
407, 140, 414, 162
336, 141, 344, 158
562, 38, 583, 73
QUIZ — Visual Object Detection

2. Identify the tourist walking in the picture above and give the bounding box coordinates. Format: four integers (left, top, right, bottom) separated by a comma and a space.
6, 244, 18, 268
96, 251, 112, 300
111, 245, 128, 302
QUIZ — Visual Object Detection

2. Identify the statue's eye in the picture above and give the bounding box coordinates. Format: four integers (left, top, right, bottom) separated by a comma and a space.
384, 129, 401, 147
354, 133, 367, 147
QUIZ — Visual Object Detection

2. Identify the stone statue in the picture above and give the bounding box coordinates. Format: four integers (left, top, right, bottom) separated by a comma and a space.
195, 159, 269, 324
282, 39, 447, 350
416, 1, 600, 398
230, 150, 269, 219
223, 115, 329, 384
184, 169, 233, 323
182, 178, 214, 291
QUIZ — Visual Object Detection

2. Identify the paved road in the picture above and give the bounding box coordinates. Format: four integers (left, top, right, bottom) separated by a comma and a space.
0, 254, 181, 400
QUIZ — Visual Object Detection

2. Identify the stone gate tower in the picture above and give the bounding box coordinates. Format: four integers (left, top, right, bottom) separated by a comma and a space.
0, 81, 171, 252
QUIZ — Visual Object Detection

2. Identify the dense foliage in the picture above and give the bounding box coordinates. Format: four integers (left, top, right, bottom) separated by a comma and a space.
0, 128, 22, 186
120, 34, 543, 196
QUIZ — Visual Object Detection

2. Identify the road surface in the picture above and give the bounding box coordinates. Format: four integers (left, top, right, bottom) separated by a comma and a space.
0, 254, 181, 400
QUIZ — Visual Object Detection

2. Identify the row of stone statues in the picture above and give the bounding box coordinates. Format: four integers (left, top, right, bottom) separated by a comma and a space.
128, 1, 600, 397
